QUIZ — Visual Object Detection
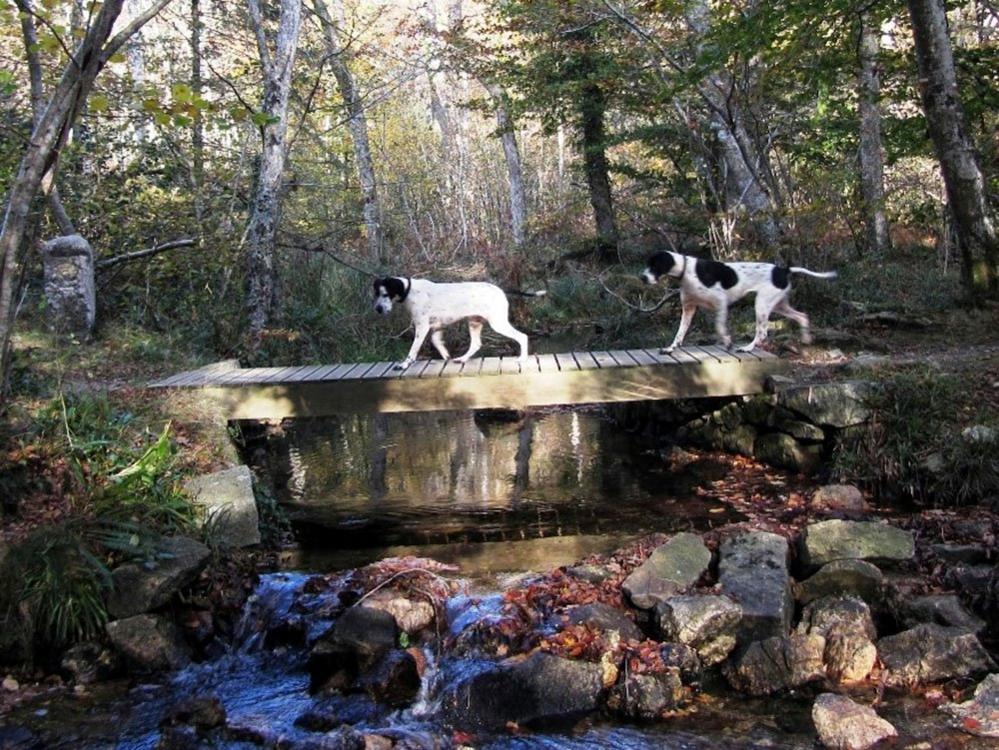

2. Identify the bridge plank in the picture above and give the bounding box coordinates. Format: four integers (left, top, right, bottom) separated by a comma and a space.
420, 360, 449, 378
626, 349, 659, 367
440, 359, 468, 377
261, 366, 302, 384
571, 351, 601, 370
536, 353, 560, 373
282, 365, 328, 383
670, 347, 705, 364
500, 357, 523, 374
694, 345, 741, 364
362, 362, 398, 379
399, 360, 432, 378
479, 357, 503, 375
589, 351, 617, 369
608, 350, 639, 367
554, 352, 580, 372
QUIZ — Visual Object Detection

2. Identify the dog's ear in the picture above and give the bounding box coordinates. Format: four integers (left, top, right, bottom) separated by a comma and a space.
383, 277, 407, 300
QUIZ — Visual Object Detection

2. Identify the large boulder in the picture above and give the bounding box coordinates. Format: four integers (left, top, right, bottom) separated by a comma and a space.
941, 673, 999, 738
358, 649, 421, 707
776, 380, 877, 428
724, 634, 826, 696
797, 596, 877, 683
106, 614, 190, 671
183, 466, 260, 548
811, 693, 897, 750
106, 536, 211, 619
308, 607, 398, 692
799, 520, 914, 569
655, 595, 741, 666
439, 652, 604, 732
719, 531, 793, 644
795, 559, 885, 605
809, 485, 870, 517
877, 624, 996, 687
566, 603, 643, 642
40, 234, 95, 338
606, 670, 684, 719
753, 433, 822, 474
622, 532, 711, 609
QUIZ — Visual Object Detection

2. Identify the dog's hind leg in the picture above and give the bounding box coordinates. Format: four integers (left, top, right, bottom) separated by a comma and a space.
663, 302, 696, 353
455, 318, 484, 363
774, 298, 812, 344
430, 328, 451, 360
396, 323, 430, 370
714, 299, 732, 349
488, 317, 529, 363
739, 292, 780, 352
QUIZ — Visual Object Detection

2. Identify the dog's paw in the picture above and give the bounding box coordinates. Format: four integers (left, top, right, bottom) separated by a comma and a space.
736, 344, 756, 353
801, 332, 813, 345
660, 346, 676, 354
454, 356, 469, 364
394, 361, 412, 371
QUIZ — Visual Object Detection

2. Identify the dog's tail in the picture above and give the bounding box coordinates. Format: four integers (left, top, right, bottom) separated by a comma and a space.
789, 267, 837, 279
504, 288, 548, 298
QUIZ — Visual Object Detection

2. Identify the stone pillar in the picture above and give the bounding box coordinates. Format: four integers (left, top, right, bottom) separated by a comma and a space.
40, 234, 96, 338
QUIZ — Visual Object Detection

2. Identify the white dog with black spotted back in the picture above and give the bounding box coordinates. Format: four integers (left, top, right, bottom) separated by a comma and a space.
372, 277, 545, 370
641, 252, 836, 353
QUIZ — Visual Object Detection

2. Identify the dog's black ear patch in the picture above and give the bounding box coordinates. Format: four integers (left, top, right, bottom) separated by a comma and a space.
646, 252, 675, 278
695, 259, 739, 289
373, 278, 386, 296
382, 277, 407, 300
771, 266, 790, 290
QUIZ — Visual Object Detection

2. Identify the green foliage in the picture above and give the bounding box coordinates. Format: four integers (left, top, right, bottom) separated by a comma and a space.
833, 370, 998, 506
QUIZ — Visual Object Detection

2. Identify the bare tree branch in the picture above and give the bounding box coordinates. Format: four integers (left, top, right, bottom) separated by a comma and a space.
96, 238, 195, 270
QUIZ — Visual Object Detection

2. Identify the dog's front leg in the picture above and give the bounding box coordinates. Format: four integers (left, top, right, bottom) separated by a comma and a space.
662, 303, 696, 353
714, 301, 732, 349
396, 323, 430, 370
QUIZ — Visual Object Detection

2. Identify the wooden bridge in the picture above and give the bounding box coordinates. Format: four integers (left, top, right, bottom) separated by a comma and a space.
149, 346, 784, 419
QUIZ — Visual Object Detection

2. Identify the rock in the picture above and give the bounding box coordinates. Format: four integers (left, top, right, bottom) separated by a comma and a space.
809, 485, 870, 517
799, 520, 914, 569
659, 642, 703, 683
655, 595, 741, 666
753, 433, 822, 473
60, 641, 118, 684
359, 649, 421, 707
162, 695, 226, 732
812, 693, 897, 750
900, 594, 986, 635
941, 673, 999, 738
440, 651, 604, 732
360, 590, 435, 634
930, 543, 989, 565
157, 725, 199, 749
798, 597, 877, 683
107, 536, 211, 619
946, 564, 996, 599
773, 414, 825, 442
796, 560, 885, 605
106, 614, 190, 672
719, 531, 792, 644
606, 670, 684, 719
565, 564, 613, 584
566, 603, 643, 642
962, 425, 997, 444
878, 624, 996, 687
0, 725, 41, 750
622, 532, 711, 609
183, 465, 260, 548
724, 634, 826, 696
309, 607, 398, 692
777, 380, 877, 428
292, 727, 366, 750
40, 234, 96, 337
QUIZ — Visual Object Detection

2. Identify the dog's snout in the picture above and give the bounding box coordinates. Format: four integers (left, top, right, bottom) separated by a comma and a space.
640, 269, 656, 285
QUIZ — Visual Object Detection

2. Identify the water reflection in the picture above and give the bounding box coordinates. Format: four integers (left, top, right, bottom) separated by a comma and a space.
249, 408, 741, 565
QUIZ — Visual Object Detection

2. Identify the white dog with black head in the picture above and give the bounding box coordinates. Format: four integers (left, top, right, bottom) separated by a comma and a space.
641, 252, 836, 353
372, 277, 545, 370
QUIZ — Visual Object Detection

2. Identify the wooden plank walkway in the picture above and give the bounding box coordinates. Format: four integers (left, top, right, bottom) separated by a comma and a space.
149, 346, 784, 419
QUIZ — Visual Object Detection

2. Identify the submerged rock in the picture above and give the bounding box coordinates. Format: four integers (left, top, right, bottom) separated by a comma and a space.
655, 594, 741, 666
606, 670, 684, 719
106, 536, 211, 619
811, 693, 897, 750
622, 532, 711, 610
719, 530, 792, 644
309, 607, 398, 692
106, 614, 190, 672
566, 603, 643, 642
358, 649, 421, 707
877, 623, 996, 687
941, 673, 999, 738
360, 590, 435, 635
799, 520, 914, 569
724, 634, 826, 696
440, 651, 604, 732
795, 559, 884, 605
161, 695, 226, 733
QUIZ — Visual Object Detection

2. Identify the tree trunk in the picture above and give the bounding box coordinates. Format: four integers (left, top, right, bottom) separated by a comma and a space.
191, 0, 205, 223
243, 0, 303, 346
907, 0, 998, 296
579, 78, 618, 253
2, 0, 169, 398
484, 82, 527, 247
314, 0, 383, 263
857, 7, 891, 256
